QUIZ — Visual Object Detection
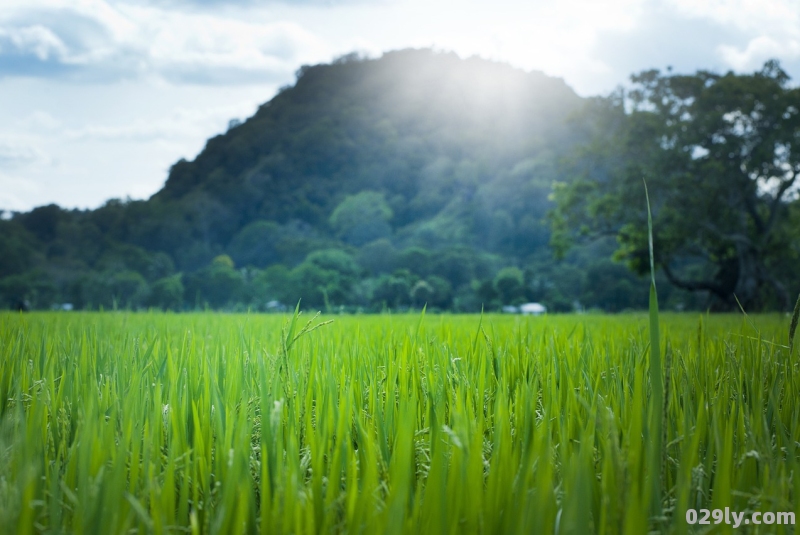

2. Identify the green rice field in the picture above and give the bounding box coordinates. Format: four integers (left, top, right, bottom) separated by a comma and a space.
0, 311, 797, 534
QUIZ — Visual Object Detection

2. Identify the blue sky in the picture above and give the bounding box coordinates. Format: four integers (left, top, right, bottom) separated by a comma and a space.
2, 0, 800, 212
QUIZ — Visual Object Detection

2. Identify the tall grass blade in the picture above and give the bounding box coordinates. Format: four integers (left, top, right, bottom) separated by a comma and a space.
734, 294, 760, 334
790, 293, 800, 356
644, 179, 663, 519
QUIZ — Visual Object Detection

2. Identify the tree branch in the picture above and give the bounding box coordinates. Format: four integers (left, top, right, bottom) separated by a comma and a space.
661, 262, 728, 299
700, 222, 754, 247
744, 192, 766, 234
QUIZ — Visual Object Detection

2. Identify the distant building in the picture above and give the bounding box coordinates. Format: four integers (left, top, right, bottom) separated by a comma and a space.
501, 303, 547, 315
265, 300, 286, 312
519, 303, 547, 315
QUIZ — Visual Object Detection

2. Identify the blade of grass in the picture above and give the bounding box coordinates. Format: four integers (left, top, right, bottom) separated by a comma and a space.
644, 179, 663, 520
789, 293, 800, 356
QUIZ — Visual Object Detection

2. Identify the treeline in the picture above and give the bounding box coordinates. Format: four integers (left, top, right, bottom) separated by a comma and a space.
0, 204, 697, 313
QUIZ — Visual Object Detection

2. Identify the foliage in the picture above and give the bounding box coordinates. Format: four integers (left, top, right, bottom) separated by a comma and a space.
329, 191, 393, 246
356, 238, 398, 275
249, 265, 293, 307
80, 270, 149, 310
287, 250, 361, 308
552, 60, 800, 310
373, 270, 414, 309
0, 220, 39, 278
493, 267, 525, 305
0, 270, 57, 309
147, 274, 185, 311
228, 221, 282, 268
184, 258, 244, 309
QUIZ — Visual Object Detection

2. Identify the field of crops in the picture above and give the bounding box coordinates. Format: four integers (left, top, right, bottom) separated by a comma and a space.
0, 311, 797, 534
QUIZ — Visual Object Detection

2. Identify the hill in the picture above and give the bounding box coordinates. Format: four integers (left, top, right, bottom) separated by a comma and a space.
152, 49, 581, 263
1, 49, 674, 312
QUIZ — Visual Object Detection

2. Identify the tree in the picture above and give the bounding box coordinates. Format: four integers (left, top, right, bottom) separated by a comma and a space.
426, 275, 453, 309
329, 191, 393, 246
15, 204, 63, 242
373, 270, 414, 309
356, 239, 398, 274
248, 264, 293, 307
494, 267, 525, 305
583, 260, 646, 312
410, 280, 434, 308
286, 249, 360, 309
184, 255, 244, 308
397, 247, 432, 277
0, 270, 57, 310
148, 274, 185, 311
228, 221, 281, 268
552, 60, 800, 310
80, 270, 149, 310
0, 221, 38, 278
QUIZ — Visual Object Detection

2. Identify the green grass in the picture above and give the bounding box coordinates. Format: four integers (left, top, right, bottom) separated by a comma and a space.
0, 311, 797, 534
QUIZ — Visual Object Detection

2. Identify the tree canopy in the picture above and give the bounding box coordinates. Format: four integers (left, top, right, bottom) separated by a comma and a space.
552, 60, 800, 310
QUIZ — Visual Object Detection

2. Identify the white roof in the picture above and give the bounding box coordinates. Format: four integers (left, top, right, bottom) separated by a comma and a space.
519, 302, 546, 313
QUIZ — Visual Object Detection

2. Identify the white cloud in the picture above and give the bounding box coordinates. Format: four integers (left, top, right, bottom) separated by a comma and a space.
719, 36, 800, 71
65, 102, 258, 141
18, 111, 62, 132
0, 140, 50, 168
667, 0, 799, 33
0, 0, 332, 83
0, 25, 69, 61
140, 14, 328, 82
666, 0, 800, 71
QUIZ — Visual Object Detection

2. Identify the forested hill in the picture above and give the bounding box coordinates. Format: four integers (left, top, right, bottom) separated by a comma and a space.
2, 49, 671, 312
152, 48, 580, 260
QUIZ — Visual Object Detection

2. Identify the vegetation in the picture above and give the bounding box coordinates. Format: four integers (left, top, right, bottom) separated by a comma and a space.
552, 61, 800, 311
2, 51, 799, 313
1, 310, 797, 533
0, 49, 696, 314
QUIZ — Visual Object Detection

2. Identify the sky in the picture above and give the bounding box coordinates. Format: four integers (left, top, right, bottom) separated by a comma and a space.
2, 0, 800, 213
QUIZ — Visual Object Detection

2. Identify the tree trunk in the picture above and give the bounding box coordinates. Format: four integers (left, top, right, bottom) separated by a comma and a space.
711, 243, 790, 311
731, 243, 762, 310
661, 244, 790, 312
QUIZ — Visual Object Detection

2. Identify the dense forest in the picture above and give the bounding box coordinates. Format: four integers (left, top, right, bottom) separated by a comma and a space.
2, 49, 798, 312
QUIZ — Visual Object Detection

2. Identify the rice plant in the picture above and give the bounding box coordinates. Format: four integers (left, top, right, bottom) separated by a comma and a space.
0, 311, 797, 534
